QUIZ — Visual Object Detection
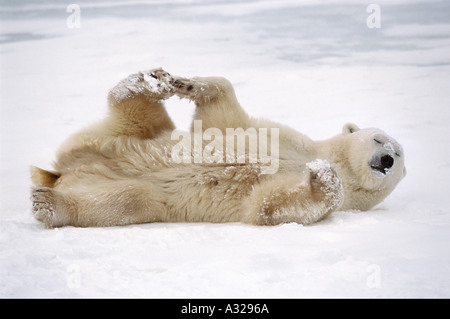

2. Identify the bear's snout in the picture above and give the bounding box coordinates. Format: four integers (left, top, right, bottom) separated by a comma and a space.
370, 154, 394, 175
380, 155, 394, 170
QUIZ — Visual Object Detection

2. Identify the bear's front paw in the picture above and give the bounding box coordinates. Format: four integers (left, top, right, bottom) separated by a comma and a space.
140, 68, 175, 96
307, 159, 344, 209
109, 68, 176, 101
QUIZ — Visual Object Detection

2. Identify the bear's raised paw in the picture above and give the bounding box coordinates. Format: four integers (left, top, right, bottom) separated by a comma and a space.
109, 68, 176, 102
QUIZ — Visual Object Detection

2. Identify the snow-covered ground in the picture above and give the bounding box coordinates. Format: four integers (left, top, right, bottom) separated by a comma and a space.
1, 0, 449, 298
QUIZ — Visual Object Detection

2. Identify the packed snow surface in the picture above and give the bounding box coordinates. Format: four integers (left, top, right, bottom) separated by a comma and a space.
1, 0, 450, 298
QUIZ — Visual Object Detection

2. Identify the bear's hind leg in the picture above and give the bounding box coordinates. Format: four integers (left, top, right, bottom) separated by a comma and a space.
31, 179, 166, 228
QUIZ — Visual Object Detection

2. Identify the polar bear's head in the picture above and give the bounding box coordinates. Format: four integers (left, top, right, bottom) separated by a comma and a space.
335, 123, 406, 210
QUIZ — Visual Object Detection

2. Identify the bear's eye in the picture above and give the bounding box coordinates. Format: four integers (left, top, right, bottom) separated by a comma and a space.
395, 152, 401, 158
374, 138, 383, 144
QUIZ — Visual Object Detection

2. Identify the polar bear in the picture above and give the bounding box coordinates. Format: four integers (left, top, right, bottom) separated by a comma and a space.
30, 68, 406, 228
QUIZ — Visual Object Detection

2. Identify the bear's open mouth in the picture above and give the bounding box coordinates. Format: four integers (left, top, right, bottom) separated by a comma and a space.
370, 165, 388, 175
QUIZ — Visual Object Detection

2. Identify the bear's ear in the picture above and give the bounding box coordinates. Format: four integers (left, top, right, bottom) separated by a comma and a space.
342, 123, 360, 135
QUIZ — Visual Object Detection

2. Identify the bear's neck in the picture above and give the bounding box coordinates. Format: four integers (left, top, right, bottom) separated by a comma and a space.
313, 135, 347, 165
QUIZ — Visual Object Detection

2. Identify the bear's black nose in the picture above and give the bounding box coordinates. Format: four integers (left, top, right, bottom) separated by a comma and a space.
380, 155, 394, 169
